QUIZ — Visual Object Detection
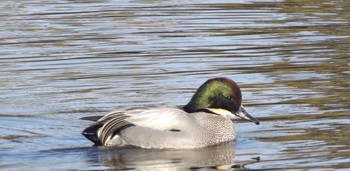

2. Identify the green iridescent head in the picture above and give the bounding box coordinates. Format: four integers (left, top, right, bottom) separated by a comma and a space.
184, 77, 259, 125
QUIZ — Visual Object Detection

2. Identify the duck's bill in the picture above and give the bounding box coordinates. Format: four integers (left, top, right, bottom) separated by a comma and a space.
234, 106, 259, 125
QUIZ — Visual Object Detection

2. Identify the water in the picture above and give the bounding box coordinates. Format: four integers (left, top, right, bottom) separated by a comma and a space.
0, 0, 349, 170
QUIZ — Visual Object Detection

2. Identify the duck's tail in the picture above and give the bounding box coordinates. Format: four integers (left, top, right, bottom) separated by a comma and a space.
82, 124, 103, 146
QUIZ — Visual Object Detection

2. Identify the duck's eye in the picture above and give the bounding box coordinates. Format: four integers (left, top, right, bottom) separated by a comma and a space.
228, 96, 233, 100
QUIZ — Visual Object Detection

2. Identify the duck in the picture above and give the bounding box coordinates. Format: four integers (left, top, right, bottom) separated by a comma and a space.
82, 77, 259, 149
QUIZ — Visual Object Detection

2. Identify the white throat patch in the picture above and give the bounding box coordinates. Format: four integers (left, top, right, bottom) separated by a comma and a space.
206, 108, 235, 119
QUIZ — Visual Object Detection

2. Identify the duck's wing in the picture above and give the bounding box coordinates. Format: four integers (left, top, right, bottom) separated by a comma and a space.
98, 106, 187, 131
95, 110, 132, 145
83, 106, 190, 146
125, 107, 188, 130
82, 110, 133, 146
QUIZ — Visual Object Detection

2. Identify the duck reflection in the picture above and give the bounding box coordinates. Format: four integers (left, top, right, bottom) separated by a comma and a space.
92, 141, 237, 170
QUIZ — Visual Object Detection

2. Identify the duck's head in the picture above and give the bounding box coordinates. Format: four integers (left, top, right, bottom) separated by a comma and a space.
184, 77, 259, 125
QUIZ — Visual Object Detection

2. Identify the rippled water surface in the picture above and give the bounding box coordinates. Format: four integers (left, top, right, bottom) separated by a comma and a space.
1, 0, 349, 170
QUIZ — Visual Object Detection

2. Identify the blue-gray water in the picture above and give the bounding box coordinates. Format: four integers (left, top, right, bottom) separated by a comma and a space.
0, 0, 349, 170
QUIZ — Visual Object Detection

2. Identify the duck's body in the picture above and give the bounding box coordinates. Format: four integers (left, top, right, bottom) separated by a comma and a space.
88, 106, 235, 149
82, 77, 259, 149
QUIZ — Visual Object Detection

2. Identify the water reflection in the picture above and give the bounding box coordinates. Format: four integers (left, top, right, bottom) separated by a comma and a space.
89, 141, 243, 170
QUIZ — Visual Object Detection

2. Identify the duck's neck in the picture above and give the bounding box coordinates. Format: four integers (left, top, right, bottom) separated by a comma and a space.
183, 89, 211, 113
183, 103, 195, 113
183, 105, 215, 114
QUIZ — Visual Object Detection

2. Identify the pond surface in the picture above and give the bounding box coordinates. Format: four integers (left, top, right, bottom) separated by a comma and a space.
0, 0, 349, 170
